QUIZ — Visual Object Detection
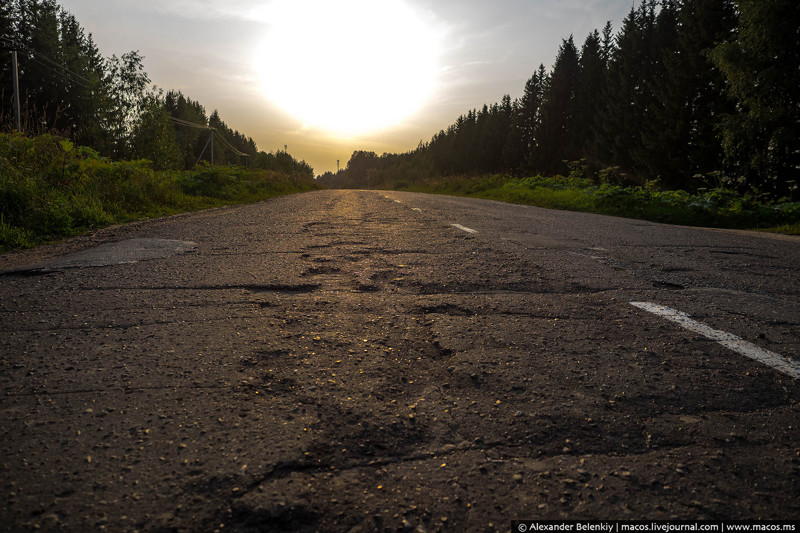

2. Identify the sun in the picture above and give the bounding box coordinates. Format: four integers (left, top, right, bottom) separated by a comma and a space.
255, 0, 441, 135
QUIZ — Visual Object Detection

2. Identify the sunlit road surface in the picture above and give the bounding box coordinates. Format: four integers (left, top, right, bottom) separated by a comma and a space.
1, 189, 798, 531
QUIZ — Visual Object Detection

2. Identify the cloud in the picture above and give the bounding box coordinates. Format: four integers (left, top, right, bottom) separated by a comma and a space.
122, 0, 270, 21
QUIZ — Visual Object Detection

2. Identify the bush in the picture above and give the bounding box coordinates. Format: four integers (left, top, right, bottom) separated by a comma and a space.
0, 133, 319, 250
405, 171, 800, 233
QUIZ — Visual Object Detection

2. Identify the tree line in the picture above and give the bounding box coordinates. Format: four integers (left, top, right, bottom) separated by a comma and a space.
0, 0, 313, 178
320, 0, 799, 198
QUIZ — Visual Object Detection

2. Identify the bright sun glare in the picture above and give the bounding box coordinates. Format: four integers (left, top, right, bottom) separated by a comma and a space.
256, 0, 440, 135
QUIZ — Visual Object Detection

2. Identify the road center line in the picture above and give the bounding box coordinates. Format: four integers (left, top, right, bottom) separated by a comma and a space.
630, 301, 800, 379
451, 224, 478, 234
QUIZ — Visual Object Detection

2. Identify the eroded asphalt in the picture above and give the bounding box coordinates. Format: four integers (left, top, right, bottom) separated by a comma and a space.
1, 189, 799, 532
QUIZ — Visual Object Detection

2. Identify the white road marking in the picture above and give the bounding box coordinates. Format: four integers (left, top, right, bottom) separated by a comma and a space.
630, 301, 800, 379
451, 224, 478, 234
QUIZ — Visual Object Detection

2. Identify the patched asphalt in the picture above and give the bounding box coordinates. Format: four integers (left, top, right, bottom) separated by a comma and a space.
1, 238, 197, 274
1, 190, 798, 531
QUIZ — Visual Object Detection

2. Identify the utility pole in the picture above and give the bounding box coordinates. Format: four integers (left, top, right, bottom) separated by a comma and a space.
9, 45, 21, 132
194, 128, 215, 167
337, 160, 340, 173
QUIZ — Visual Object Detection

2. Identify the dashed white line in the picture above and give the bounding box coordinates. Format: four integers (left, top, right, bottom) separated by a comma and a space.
630, 301, 800, 379
451, 224, 479, 234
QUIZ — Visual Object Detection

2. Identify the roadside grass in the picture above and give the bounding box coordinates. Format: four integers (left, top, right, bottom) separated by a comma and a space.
758, 222, 800, 236
0, 133, 319, 251
399, 174, 800, 235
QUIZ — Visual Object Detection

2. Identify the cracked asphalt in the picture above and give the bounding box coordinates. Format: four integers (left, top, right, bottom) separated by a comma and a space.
1, 189, 799, 532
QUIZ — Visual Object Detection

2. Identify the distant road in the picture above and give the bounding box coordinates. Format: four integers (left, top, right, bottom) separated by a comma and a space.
2, 190, 798, 531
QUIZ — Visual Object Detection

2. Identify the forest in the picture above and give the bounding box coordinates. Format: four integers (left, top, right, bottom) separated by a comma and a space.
319, 0, 799, 200
0, 0, 320, 250
0, 0, 313, 178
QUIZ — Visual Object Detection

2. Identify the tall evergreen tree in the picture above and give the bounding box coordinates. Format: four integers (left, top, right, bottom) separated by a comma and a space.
0, 2, 14, 53
709, 0, 800, 194
573, 30, 606, 167
57, 11, 111, 149
2, 1, 112, 142
165, 90, 208, 169
487, 94, 513, 171
536, 36, 579, 174
600, 21, 614, 65
601, 1, 660, 179
0, 2, 17, 124
505, 64, 547, 173
637, 0, 681, 181
647, 0, 735, 187
207, 110, 229, 165
17, 0, 65, 129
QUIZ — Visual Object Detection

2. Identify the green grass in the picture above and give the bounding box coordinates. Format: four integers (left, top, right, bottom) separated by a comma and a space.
397, 174, 800, 234
758, 222, 800, 236
0, 133, 319, 251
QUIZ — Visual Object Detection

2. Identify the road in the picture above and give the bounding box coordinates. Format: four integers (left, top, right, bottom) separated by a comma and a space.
1, 189, 799, 531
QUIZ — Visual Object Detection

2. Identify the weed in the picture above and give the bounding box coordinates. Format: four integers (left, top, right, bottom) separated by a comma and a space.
0, 133, 319, 251
405, 174, 800, 233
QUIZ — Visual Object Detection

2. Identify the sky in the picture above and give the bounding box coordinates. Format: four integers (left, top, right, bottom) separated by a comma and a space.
56, 0, 635, 175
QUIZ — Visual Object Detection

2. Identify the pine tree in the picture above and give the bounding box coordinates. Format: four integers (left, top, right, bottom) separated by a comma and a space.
58, 11, 112, 149
536, 36, 579, 174
1, 1, 18, 126
506, 64, 547, 173
573, 30, 606, 167
600, 21, 614, 65
646, 0, 735, 188
17, 0, 65, 130
637, 0, 681, 182
165, 90, 209, 168
0, 1, 14, 71
709, 0, 800, 195
207, 110, 230, 165
600, 1, 660, 180
485, 94, 512, 172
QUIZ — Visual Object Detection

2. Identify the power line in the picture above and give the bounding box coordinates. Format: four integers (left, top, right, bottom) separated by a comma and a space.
4, 38, 252, 162
168, 117, 250, 157
168, 116, 209, 130
26, 47, 94, 86
212, 131, 249, 157
25, 54, 96, 90
170, 117, 250, 165
2, 37, 98, 90
5, 38, 95, 86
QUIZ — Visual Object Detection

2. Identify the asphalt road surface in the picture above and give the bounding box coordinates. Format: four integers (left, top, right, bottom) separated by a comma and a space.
1, 189, 799, 532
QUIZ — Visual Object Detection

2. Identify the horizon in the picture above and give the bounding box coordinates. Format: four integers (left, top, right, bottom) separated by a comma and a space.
55, 0, 634, 175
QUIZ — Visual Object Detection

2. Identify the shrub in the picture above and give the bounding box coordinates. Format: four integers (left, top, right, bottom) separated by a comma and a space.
0, 133, 319, 250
